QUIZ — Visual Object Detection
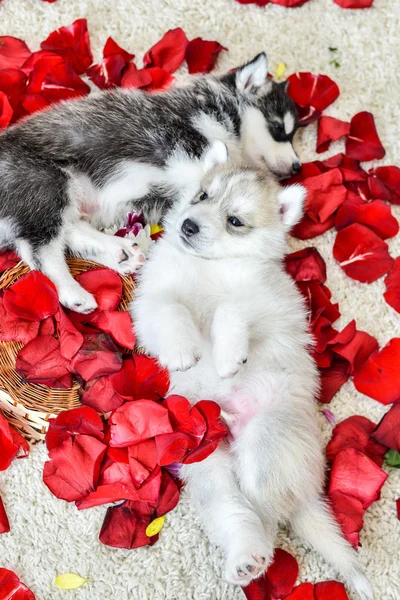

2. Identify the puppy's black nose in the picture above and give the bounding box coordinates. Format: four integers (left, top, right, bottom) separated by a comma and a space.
181, 218, 200, 237
292, 162, 302, 174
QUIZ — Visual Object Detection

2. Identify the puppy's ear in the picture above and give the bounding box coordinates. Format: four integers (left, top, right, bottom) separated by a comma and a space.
203, 140, 228, 173
278, 185, 306, 230
236, 52, 269, 93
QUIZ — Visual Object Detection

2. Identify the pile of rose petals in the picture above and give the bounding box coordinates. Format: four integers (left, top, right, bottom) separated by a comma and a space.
0, 568, 35, 600
0, 411, 30, 534
243, 548, 352, 599
43, 399, 227, 549
0, 20, 227, 127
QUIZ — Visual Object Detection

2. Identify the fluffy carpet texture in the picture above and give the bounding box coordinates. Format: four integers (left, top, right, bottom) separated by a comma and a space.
0, 0, 400, 599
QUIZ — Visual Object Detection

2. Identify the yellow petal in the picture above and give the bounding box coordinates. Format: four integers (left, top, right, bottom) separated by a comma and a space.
275, 62, 286, 79
145, 515, 165, 537
150, 224, 163, 235
55, 573, 89, 590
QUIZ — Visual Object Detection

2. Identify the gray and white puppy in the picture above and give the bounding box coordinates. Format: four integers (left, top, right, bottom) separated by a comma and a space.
0, 52, 299, 313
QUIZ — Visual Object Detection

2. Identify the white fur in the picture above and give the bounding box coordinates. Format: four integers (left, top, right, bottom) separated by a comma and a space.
284, 111, 295, 135
241, 106, 300, 178
132, 166, 372, 599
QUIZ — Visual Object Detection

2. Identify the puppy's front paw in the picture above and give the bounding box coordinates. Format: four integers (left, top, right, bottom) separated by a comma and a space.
59, 283, 98, 314
159, 342, 201, 372
214, 348, 248, 379
224, 540, 272, 586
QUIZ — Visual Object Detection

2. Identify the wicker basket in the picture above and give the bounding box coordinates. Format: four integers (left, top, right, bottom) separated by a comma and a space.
0, 258, 135, 442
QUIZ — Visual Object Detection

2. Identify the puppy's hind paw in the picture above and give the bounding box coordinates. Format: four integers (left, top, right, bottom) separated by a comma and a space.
224, 540, 272, 587
117, 241, 146, 275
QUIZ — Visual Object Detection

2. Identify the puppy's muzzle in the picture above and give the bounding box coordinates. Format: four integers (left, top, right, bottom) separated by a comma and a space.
181, 218, 200, 237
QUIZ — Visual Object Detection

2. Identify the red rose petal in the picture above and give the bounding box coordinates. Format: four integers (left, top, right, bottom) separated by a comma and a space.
333, 0, 373, 7
156, 431, 198, 466
267, 548, 299, 598
0, 36, 31, 70
110, 354, 169, 402
0, 297, 40, 344
0, 568, 35, 600
143, 28, 188, 74
74, 268, 122, 311
316, 116, 350, 154
3, 271, 59, 321
372, 403, 400, 452
353, 338, 400, 404
185, 38, 227, 74
235, 0, 270, 5
346, 112, 385, 162
304, 169, 347, 223
43, 434, 107, 502
285, 247, 327, 284
285, 583, 315, 600
99, 501, 156, 549
54, 307, 83, 360
397, 498, 400, 520
109, 400, 173, 448
326, 415, 387, 466
333, 223, 393, 283
291, 214, 335, 239
297, 281, 340, 325
80, 375, 124, 414
329, 448, 388, 509
335, 198, 399, 240
319, 360, 350, 403
329, 490, 364, 548
369, 166, 400, 205
16, 335, 73, 389
40, 18, 93, 75
46, 405, 104, 451
270, 0, 310, 5
314, 580, 349, 599
0, 249, 19, 272
0, 91, 13, 129
88, 37, 134, 90
384, 257, 400, 313
121, 63, 174, 91
0, 494, 10, 533
327, 321, 379, 375
90, 310, 136, 350
76, 482, 140, 509
183, 400, 228, 464
287, 72, 340, 125
69, 333, 122, 380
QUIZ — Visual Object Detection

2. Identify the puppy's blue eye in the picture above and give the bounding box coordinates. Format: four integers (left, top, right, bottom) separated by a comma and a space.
228, 216, 244, 227
199, 191, 208, 201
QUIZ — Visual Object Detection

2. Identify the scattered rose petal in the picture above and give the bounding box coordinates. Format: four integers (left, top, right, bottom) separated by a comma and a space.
326, 415, 387, 466
314, 581, 349, 599
372, 403, 400, 452
55, 307, 84, 360
109, 400, 173, 447
285, 247, 327, 283
319, 360, 350, 403
79, 375, 124, 414
90, 310, 136, 350
333, 0, 373, 7
46, 406, 104, 451
287, 72, 340, 125
110, 354, 169, 402
43, 435, 107, 502
322, 408, 336, 425
16, 335, 73, 389
353, 338, 400, 404
346, 112, 385, 162
0, 91, 13, 129
335, 198, 399, 240
143, 28, 188, 74
329, 448, 388, 510
0, 494, 10, 533
0, 568, 35, 599
69, 333, 122, 380
333, 223, 393, 283
285, 583, 315, 599
121, 64, 174, 91
88, 37, 134, 89
3, 271, 59, 321
369, 166, 400, 205
0, 36, 31, 70
185, 38, 227, 74
0, 249, 19, 272
267, 548, 299, 598
0, 297, 40, 344
384, 257, 400, 313
316, 116, 350, 154
40, 19, 93, 75
74, 269, 122, 311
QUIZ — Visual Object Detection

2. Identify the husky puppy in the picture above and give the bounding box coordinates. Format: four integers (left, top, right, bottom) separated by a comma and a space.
0, 52, 300, 314
132, 146, 372, 599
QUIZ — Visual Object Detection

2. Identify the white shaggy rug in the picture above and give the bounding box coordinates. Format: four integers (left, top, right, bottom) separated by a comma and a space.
1, 0, 400, 599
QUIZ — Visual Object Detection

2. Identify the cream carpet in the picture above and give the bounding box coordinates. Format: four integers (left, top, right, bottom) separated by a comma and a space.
0, 0, 399, 598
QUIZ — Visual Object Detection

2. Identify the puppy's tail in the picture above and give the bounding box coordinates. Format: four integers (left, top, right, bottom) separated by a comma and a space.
292, 497, 373, 600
